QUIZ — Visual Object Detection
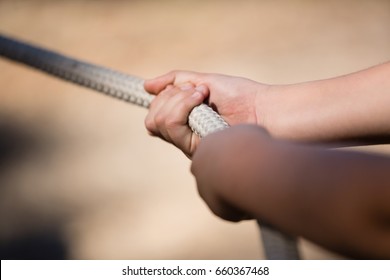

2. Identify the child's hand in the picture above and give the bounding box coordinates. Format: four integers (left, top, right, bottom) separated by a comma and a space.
145, 71, 267, 126
145, 63, 390, 144
145, 84, 209, 158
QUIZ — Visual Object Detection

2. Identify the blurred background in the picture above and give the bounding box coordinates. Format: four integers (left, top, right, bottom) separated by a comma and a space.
0, 0, 389, 259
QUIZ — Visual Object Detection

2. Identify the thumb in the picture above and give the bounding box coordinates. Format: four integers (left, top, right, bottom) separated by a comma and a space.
144, 70, 204, 95
144, 71, 176, 95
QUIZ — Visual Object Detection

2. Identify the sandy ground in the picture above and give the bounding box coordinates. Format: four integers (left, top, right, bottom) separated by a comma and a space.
0, 0, 389, 259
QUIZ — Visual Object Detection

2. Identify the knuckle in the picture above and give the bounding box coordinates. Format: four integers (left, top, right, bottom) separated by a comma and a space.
160, 86, 175, 96
144, 115, 155, 131
165, 118, 177, 130
154, 112, 165, 127
164, 113, 179, 129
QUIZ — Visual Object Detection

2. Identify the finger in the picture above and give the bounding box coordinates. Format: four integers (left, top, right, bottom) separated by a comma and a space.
145, 85, 197, 139
144, 72, 176, 94
145, 86, 179, 138
147, 86, 208, 155
166, 88, 207, 156
165, 87, 208, 127
144, 70, 205, 95
155, 86, 205, 140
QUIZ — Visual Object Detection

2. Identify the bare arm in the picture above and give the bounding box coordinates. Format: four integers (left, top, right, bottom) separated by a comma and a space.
259, 62, 390, 144
145, 61, 390, 147
191, 125, 390, 259
144, 64, 390, 258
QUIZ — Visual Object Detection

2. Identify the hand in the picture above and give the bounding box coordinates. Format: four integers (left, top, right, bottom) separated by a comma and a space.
145, 84, 209, 158
144, 70, 270, 126
191, 125, 274, 222
192, 124, 390, 259
145, 63, 390, 144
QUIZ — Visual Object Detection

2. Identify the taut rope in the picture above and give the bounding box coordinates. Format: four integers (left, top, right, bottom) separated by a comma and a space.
0, 33, 300, 259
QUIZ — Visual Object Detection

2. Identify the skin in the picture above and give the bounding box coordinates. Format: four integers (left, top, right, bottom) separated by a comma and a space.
144, 62, 390, 258
192, 125, 390, 259
145, 62, 390, 145
145, 84, 209, 158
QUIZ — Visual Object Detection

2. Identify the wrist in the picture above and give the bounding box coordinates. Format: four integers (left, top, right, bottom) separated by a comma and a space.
255, 83, 304, 139
256, 81, 339, 142
256, 63, 390, 144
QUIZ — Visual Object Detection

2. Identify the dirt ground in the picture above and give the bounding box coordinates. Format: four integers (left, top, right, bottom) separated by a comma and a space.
0, 0, 389, 259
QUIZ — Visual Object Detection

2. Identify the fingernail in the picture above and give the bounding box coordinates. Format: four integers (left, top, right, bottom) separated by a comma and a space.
192, 90, 202, 99
195, 85, 207, 94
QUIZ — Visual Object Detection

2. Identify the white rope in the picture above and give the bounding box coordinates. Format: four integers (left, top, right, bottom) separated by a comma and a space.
0, 34, 228, 137
0, 33, 299, 259
259, 221, 300, 259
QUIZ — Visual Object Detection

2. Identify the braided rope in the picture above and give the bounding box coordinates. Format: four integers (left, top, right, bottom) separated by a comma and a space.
0, 34, 228, 137
0, 33, 299, 259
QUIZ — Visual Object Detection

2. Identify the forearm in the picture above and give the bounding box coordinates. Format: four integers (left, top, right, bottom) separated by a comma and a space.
259, 62, 390, 144
192, 125, 390, 258
229, 141, 390, 258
